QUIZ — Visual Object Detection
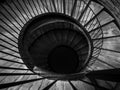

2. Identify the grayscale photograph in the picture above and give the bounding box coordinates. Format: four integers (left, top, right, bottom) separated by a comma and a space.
0, 0, 120, 90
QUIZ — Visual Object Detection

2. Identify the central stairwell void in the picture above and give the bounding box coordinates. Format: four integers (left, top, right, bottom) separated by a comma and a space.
48, 45, 79, 74
0, 0, 120, 90
18, 13, 93, 80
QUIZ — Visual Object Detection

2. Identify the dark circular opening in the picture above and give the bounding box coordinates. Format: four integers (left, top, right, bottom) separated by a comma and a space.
47, 45, 79, 74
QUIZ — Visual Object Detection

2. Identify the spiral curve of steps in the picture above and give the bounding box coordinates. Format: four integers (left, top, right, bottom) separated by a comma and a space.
0, 0, 120, 90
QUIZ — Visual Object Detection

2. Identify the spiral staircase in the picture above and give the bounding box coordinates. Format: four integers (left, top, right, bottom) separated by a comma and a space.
0, 0, 120, 90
